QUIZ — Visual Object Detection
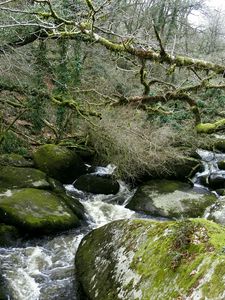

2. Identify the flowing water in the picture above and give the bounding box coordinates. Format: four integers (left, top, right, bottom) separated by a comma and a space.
0, 165, 147, 300
1, 152, 225, 300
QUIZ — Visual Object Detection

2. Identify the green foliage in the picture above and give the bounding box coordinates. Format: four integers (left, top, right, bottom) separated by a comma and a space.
0, 131, 28, 155
200, 88, 225, 122
25, 96, 46, 132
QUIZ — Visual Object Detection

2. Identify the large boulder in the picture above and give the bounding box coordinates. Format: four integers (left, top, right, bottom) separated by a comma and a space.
74, 174, 120, 195
0, 166, 50, 190
0, 188, 81, 234
126, 179, 216, 218
33, 144, 86, 183
76, 218, 225, 300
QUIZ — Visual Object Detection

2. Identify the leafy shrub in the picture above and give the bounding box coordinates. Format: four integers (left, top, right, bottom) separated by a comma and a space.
0, 131, 28, 155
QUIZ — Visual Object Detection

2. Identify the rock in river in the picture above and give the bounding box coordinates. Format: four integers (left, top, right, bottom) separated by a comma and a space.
33, 144, 86, 183
126, 179, 216, 218
74, 174, 120, 195
76, 218, 225, 300
0, 188, 81, 234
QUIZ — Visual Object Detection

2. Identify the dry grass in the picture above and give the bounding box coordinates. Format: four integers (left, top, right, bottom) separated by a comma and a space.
87, 107, 186, 181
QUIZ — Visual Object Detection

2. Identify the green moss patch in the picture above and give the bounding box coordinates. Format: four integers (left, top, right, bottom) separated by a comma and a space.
33, 144, 86, 183
0, 166, 50, 190
0, 188, 80, 234
76, 219, 225, 300
126, 179, 216, 218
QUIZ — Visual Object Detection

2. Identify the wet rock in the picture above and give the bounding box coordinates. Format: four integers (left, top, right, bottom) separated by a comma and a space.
165, 156, 202, 180
214, 139, 225, 152
218, 160, 225, 170
74, 174, 120, 195
0, 153, 34, 167
33, 144, 86, 184
0, 166, 50, 190
207, 201, 225, 225
208, 173, 225, 189
126, 179, 216, 218
76, 218, 225, 300
215, 189, 225, 196
0, 223, 20, 247
198, 174, 209, 186
0, 188, 80, 234
0, 275, 7, 300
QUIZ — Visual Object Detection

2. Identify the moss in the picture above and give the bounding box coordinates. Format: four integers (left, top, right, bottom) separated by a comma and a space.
0, 166, 50, 189
33, 144, 86, 183
76, 219, 225, 300
0, 153, 33, 167
0, 188, 80, 234
215, 140, 225, 152
126, 180, 216, 218
196, 119, 225, 134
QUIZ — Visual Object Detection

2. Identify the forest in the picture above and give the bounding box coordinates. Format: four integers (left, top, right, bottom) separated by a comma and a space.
1, 1, 225, 300
0, 0, 225, 180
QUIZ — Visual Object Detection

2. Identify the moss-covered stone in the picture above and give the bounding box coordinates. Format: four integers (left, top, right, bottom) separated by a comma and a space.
74, 174, 120, 195
0, 166, 50, 190
33, 144, 86, 183
0, 188, 80, 234
0, 223, 20, 247
126, 179, 216, 218
214, 139, 225, 152
76, 218, 225, 300
0, 153, 33, 167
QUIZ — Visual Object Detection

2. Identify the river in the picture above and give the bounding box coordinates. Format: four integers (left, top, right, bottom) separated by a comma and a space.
0, 150, 225, 299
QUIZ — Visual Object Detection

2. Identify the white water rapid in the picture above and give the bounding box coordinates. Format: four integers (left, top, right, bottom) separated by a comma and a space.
0, 165, 145, 300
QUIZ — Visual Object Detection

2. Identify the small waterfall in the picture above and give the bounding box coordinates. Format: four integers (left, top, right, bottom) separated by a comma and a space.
193, 149, 225, 189
0, 165, 139, 300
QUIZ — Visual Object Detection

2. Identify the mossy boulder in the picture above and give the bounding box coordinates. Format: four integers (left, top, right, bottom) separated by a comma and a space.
0, 153, 33, 167
214, 139, 225, 152
126, 179, 216, 218
0, 166, 50, 190
218, 160, 225, 170
0, 188, 80, 234
74, 174, 120, 195
165, 156, 202, 180
0, 223, 20, 247
76, 218, 225, 300
33, 144, 86, 183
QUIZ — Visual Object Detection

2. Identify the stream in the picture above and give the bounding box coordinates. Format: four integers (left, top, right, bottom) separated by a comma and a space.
1, 151, 225, 300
